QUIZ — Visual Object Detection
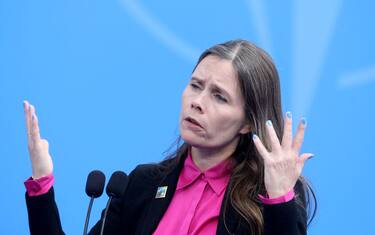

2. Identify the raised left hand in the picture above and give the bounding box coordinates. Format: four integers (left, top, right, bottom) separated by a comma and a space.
252, 112, 314, 198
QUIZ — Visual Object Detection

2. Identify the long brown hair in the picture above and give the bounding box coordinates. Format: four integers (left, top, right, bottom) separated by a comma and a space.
165, 39, 316, 234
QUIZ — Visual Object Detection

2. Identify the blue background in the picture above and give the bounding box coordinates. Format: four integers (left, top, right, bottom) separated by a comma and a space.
1, 0, 374, 234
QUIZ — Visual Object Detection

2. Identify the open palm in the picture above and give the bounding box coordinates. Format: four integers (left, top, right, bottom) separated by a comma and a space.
23, 100, 53, 179
253, 112, 314, 198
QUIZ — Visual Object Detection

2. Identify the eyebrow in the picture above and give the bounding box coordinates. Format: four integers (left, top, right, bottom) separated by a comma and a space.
191, 76, 232, 100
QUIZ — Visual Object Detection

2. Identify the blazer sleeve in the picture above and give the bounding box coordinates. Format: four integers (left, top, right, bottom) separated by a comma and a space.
263, 181, 308, 235
25, 164, 162, 235
26, 186, 128, 235
25, 187, 65, 235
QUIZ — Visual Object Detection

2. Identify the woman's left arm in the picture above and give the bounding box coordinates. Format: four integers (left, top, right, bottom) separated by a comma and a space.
253, 111, 313, 235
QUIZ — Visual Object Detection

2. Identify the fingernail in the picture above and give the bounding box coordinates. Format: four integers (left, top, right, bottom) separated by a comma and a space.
286, 111, 292, 119
252, 134, 258, 140
266, 120, 272, 126
301, 117, 307, 126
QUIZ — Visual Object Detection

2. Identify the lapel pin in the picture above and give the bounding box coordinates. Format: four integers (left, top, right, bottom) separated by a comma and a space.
155, 186, 168, 199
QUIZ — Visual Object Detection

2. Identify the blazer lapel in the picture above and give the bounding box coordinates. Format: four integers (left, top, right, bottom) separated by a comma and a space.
140, 155, 186, 235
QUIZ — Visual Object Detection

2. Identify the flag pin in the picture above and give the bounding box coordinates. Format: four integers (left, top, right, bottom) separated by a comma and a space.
155, 186, 168, 199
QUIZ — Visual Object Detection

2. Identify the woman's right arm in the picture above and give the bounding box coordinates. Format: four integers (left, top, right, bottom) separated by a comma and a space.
23, 100, 53, 180
23, 101, 132, 235
23, 100, 65, 235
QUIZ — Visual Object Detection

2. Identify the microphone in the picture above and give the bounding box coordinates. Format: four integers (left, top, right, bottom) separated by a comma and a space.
83, 170, 106, 235
100, 171, 129, 235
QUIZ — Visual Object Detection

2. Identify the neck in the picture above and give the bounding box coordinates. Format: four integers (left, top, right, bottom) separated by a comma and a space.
190, 138, 239, 172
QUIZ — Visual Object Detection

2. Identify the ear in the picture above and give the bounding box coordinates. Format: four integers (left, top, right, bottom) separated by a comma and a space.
239, 123, 252, 135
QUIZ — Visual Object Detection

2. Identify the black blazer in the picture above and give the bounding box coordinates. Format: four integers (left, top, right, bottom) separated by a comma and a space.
26, 155, 307, 235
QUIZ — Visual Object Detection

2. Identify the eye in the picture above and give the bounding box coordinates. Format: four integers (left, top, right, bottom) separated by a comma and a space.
214, 94, 228, 103
190, 83, 201, 90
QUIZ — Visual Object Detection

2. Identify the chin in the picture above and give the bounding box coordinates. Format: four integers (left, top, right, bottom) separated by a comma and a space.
180, 130, 208, 148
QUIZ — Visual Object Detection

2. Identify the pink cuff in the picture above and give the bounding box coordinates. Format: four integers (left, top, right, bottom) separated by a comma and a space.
24, 173, 55, 197
258, 189, 295, 205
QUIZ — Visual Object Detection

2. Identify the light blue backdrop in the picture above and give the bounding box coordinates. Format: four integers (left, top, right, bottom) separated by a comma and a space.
1, 0, 374, 234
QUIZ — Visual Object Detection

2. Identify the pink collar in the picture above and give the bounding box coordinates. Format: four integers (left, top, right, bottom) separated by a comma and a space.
176, 152, 233, 195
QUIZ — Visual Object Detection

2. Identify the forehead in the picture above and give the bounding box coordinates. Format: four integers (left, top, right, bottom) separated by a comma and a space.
192, 55, 241, 97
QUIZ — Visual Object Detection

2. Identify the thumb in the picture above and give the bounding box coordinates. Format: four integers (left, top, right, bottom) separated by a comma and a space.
299, 153, 314, 164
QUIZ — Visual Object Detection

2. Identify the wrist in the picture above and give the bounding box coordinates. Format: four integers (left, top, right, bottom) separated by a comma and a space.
259, 189, 295, 205
25, 173, 55, 196
32, 169, 53, 180
267, 189, 291, 198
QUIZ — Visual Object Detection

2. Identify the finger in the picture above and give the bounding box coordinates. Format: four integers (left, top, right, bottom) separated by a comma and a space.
23, 100, 31, 132
292, 117, 307, 152
29, 105, 41, 140
265, 120, 282, 153
24, 101, 33, 141
299, 153, 314, 164
295, 153, 313, 175
281, 111, 293, 149
252, 134, 271, 162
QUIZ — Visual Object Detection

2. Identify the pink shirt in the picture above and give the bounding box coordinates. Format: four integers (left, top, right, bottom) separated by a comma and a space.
153, 153, 233, 235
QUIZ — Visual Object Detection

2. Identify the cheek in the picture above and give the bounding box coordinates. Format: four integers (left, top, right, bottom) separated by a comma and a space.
179, 89, 194, 131
181, 88, 190, 108
209, 110, 245, 136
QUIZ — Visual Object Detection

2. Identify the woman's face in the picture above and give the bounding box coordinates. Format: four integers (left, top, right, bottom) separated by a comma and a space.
179, 55, 250, 150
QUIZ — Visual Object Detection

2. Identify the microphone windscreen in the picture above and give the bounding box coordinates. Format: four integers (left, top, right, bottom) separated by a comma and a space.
106, 171, 129, 198
85, 170, 106, 198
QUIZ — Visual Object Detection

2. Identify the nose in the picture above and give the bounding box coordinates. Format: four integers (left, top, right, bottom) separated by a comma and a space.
190, 93, 206, 114
191, 101, 203, 113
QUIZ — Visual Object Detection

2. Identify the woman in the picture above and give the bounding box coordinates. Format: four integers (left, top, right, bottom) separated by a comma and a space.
24, 39, 316, 235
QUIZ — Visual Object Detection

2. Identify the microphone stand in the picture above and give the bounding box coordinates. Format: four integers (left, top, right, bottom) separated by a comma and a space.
99, 196, 113, 235
83, 196, 95, 235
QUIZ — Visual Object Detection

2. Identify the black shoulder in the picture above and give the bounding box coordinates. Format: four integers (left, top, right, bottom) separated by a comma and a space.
128, 157, 177, 185
130, 157, 177, 176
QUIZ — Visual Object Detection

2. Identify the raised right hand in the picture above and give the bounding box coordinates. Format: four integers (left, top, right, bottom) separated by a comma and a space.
23, 100, 53, 179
